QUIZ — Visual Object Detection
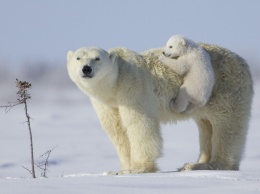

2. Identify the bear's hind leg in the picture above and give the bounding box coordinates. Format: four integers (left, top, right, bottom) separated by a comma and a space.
179, 119, 213, 171
208, 117, 247, 170
180, 116, 247, 171
197, 119, 212, 163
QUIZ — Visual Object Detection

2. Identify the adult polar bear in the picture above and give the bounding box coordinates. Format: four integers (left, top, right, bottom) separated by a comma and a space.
67, 43, 253, 174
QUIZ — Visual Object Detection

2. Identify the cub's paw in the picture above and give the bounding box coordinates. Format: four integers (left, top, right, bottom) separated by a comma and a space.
182, 103, 197, 114
169, 99, 185, 113
158, 54, 166, 63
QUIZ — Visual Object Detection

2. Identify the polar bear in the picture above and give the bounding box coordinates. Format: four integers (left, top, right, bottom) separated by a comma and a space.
159, 35, 215, 113
67, 44, 253, 174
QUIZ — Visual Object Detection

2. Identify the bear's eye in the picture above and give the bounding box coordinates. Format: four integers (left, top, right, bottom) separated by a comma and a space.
76, 57, 81, 60
169, 46, 172, 48
95, 57, 100, 61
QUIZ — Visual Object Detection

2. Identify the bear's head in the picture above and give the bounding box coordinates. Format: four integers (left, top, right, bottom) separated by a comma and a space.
162, 35, 188, 60
67, 47, 117, 86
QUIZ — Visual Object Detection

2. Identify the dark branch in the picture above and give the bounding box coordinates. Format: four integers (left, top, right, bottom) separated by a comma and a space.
37, 146, 57, 178
1, 79, 36, 178
22, 166, 32, 175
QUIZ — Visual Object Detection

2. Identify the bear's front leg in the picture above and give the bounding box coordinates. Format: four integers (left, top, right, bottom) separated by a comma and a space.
119, 106, 162, 174
91, 99, 131, 172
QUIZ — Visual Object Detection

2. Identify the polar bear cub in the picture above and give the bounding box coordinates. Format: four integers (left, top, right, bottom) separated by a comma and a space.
159, 35, 215, 113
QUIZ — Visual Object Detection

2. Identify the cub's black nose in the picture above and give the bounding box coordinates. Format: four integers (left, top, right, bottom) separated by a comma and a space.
82, 65, 92, 77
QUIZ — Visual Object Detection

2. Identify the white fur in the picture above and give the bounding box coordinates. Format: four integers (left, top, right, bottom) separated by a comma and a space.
159, 35, 215, 113
67, 47, 161, 174
67, 45, 253, 174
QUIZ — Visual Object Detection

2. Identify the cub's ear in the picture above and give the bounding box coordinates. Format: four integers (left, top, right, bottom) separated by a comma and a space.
180, 38, 186, 46
67, 50, 74, 61
109, 51, 118, 63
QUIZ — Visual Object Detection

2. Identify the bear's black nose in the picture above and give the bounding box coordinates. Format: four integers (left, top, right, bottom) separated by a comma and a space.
82, 65, 92, 77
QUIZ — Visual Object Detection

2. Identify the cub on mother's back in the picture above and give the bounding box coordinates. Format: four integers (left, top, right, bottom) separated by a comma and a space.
159, 35, 215, 113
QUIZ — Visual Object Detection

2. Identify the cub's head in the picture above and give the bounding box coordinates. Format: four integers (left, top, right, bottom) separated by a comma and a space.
162, 35, 191, 59
67, 47, 117, 85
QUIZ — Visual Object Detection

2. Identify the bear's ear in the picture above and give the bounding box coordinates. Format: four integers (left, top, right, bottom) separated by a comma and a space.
67, 50, 74, 61
180, 38, 186, 46
109, 52, 118, 63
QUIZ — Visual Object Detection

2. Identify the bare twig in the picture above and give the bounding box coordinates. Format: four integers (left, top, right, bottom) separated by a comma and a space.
1, 79, 36, 178
0, 102, 20, 113
37, 146, 57, 178
22, 166, 32, 175
23, 99, 36, 178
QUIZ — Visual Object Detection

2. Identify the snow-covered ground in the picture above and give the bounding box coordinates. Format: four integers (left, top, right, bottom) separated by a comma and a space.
0, 76, 260, 193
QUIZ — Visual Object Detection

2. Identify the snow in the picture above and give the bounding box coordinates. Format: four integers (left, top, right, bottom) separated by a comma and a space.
1, 171, 259, 194
1, 78, 260, 193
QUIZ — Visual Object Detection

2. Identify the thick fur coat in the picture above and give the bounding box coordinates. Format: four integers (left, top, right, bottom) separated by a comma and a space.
67, 43, 253, 174
159, 35, 215, 113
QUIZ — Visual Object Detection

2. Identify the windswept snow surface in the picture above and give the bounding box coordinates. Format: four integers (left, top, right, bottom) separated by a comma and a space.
0, 80, 260, 193
1, 171, 259, 194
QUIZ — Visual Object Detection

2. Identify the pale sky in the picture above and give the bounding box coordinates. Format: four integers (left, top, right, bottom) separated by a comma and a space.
0, 0, 259, 68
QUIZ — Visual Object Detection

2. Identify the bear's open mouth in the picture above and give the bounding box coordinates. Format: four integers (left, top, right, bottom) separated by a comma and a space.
162, 52, 179, 60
